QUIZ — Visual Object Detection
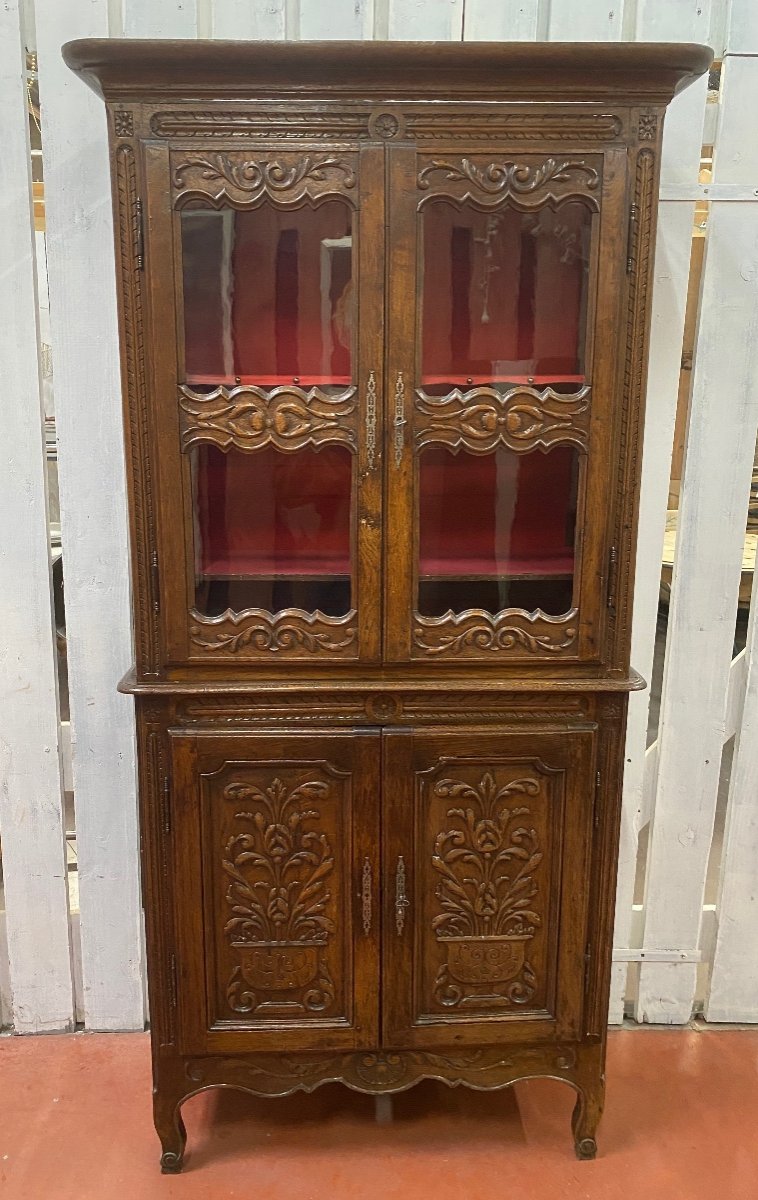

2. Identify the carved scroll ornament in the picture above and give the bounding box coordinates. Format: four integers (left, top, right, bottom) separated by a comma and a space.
417, 157, 600, 207
190, 609, 357, 656
414, 384, 590, 454
414, 609, 578, 657
178, 383, 357, 453
172, 153, 356, 207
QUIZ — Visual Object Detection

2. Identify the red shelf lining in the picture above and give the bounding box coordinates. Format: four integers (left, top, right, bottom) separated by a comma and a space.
185, 374, 587, 390
199, 554, 573, 578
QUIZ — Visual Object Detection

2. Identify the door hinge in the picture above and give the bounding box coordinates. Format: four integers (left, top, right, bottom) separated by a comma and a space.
161, 768, 172, 836
594, 769, 601, 829
584, 942, 593, 991
150, 550, 160, 614
169, 953, 178, 1008
626, 201, 638, 273
135, 196, 145, 270
606, 544, 618, 611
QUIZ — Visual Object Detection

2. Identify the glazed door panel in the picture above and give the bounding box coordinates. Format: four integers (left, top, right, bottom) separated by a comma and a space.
382, 728, 595, 1048
144, 144, 385, 667
170, 731, 380, 1054
384, 145, 627, 666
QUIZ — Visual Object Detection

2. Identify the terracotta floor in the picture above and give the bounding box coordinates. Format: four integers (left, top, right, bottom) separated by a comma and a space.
0, 1028, 756, 1199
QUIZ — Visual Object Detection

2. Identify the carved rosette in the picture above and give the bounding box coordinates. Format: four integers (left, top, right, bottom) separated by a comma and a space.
171, 151, 357, 208
414, 609, 578, 658
417, 156, 601, 209
222, 776, 336, 1017
430, 772, 543, 1010
415, 385, 590, 454
190, 608, 357, 658
178, 383, 357, 453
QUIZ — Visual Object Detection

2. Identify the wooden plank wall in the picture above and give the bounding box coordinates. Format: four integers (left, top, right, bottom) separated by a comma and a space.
2, 0, 756, 1032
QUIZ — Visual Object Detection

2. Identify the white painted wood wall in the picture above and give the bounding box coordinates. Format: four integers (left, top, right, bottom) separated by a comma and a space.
1, 0, 756, 1032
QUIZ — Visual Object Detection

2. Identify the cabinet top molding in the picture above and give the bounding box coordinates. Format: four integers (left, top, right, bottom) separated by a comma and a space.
63, 39, 712, 105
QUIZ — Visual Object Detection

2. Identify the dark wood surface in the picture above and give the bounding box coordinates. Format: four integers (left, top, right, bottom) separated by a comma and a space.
66, 36, 711, 1172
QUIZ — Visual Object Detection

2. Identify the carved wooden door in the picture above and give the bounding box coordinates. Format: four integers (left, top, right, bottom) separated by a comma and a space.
144, 145, 385, 666
382, 728, 595, 1048
169, 731, 380, 1054
383, 144, 627, 666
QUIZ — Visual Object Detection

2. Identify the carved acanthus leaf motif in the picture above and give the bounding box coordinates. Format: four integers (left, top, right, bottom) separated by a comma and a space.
414, 610, 577, 657
190, 609, 357, 656
172, 153, 356, 206
415, 385, 590, 454
417, 156, 600, 200
178, 383, 357, 453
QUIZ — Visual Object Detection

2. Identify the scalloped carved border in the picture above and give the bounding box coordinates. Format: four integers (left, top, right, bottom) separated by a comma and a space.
414, 609, 578, 658
417, 156, 600, 209
184, 1044, 579, 1097
190, 608, 358, 657
178, 383, 357, 453
116, 144, 160, 675
150, 109, 623, 144
414, 385, 590, 454
171, 152, 357, 208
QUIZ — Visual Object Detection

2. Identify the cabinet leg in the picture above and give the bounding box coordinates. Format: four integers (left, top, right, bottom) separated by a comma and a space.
571, 1083, 603, 1161
154, 1088, 187, 1174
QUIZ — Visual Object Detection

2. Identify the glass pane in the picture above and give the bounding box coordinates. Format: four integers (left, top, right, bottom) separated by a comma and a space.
193, 444, 352, 618
421, 200, 591, 386
181, 200, 353, 386
418, 445, 579, 617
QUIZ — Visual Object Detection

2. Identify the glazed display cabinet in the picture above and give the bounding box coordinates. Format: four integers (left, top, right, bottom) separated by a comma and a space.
65, 38, 711, 1171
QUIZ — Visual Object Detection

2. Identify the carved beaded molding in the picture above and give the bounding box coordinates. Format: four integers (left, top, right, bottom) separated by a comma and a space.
178, 383, 358, 454
150, 108, 624, 143
414, 385, 591, 455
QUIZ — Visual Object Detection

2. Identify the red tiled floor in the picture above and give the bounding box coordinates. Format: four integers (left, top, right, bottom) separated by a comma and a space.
0, 1028, 756, 1199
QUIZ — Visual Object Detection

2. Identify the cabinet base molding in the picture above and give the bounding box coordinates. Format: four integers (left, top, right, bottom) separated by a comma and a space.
154, 1042, 604, 1172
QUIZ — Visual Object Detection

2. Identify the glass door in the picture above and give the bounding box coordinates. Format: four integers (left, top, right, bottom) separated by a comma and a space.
148, 147, 384, 665
384, 146, 626, 665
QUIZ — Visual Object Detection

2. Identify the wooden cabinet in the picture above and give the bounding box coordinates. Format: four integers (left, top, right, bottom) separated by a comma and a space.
65, 37, 711, 1171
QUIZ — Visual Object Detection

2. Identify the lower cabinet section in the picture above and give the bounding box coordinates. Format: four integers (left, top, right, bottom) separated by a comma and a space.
143, 708, 621, 1172
167, 725, 595, 1056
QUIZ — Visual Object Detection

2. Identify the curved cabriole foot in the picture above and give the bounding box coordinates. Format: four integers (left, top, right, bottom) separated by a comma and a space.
155, 1094, 187, 1174
571, 1086, 602, 1161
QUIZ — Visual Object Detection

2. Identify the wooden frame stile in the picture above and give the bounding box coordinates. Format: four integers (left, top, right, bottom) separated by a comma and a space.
61, 38, 712, 1171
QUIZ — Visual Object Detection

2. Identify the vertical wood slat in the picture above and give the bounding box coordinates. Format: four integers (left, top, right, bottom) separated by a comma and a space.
35, 0, 143, 1031
211, 0, 286, 39
636, 47, 758, 1024
546, 0, 623, 40
123, 0, 198, 38
0, 0, 74, 1033
463, 0, 539, 40
609, 0, 712, 1025
299, 0, 373, 39
705, 0, 758, 1021
388, 0, 463, 40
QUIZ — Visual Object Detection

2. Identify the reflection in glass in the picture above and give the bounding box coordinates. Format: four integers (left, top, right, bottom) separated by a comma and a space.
418, 446, 579, 617
193, 445, 353, 618
421, 200, 591, 386
181, 200, 353, 386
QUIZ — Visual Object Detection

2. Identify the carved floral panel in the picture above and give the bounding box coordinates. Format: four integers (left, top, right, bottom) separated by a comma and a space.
179, 383, 358, 454
414, 384, 590, 455
417, 760, 558, 1019
171, 150, 358, 209
204, 762, 350, 1025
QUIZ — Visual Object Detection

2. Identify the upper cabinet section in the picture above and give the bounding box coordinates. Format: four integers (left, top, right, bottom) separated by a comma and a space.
64, 39, 712, 679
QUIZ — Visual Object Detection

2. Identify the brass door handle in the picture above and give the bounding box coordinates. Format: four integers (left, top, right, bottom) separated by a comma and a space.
365, 370, 378, 473
361, 857, 372, 936
393, 371, 406, 468
395, 855, 410, 935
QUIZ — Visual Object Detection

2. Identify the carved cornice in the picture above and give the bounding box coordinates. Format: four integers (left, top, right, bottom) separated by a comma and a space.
190, 608, 357, 657
417, 156, 600, 208
414, 385, 590, 454
414, 609, 578, 657
178, 383, 357, 453
172, 152, 356, 209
